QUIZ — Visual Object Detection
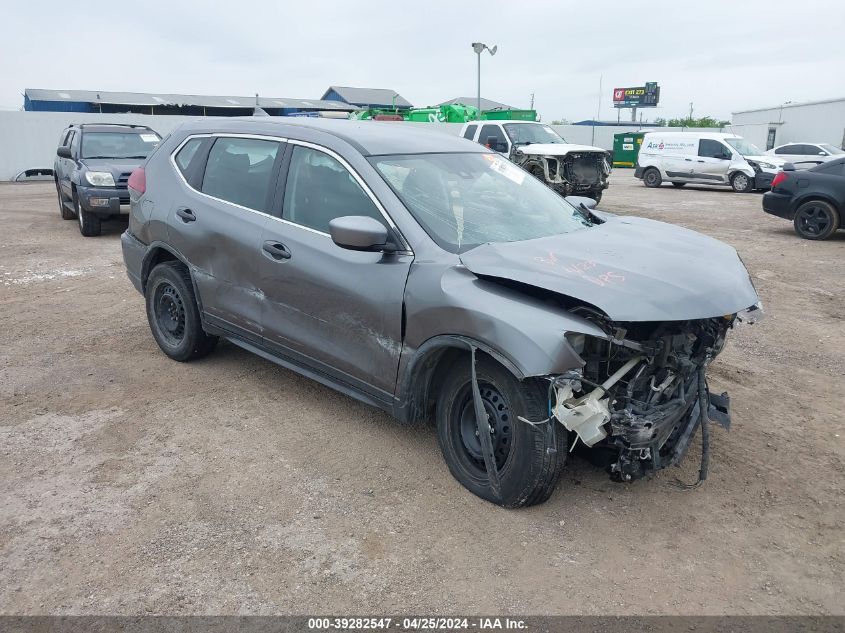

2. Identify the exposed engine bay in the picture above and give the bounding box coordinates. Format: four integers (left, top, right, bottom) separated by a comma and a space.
551, 309, 742, 482
511, 149, 611, 199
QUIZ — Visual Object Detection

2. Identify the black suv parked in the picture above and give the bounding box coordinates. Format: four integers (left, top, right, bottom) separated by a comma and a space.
54, 123, 161, 236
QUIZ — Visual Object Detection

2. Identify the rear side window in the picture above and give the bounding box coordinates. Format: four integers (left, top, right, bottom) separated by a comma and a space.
698, 139, 727, 158
175, 138, 204, 176
463, 124, 477, 141
201, 137, 280, 212
814, 162, 844, 176
282, 145, 383, 233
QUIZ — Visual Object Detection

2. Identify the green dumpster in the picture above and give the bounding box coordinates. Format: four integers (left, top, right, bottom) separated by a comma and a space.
612, 132, 645, 168
480, 109, 537, 121
406, 104, 479, 123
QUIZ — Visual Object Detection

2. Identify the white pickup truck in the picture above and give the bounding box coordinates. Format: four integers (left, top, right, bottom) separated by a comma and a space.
459, 120, 611, 202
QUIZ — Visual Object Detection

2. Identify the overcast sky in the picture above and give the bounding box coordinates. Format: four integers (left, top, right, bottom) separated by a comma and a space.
2, 0, 844, 121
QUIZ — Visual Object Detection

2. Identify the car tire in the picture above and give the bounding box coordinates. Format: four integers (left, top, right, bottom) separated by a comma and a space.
56, 181, 75, 220
435, 355, 567, 508
671, 182, 686, 188
643, 168, 662, 188
589, 191, 602, 204
730, 172, 753, 193
145, 262, 218, 362
75, 189, 102, 237
792, 200, 840, 240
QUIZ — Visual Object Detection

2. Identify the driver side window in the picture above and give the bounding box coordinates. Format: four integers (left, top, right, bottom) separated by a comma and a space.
282, 145, 383, 234
698, 139, 728, 159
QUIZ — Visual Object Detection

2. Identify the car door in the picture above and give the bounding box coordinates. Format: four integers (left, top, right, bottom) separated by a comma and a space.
694, 139, 732, 182
258, 141, 413, 401
59, 130, 76, 197
166, 134, 284, 343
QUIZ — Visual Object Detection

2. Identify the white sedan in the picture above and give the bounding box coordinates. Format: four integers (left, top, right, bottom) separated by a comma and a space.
766, 142, 844, 169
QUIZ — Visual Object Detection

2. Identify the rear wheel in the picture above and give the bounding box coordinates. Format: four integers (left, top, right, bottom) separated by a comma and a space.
793, 200, 840, 240
730, 171, 753, 193
145, 262, 218, 361
56, 181, 75, 220
643, 168, 662, 188
75, 189, 101, 237
436, 355, 567, 508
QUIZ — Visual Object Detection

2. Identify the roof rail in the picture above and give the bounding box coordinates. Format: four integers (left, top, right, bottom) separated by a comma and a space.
78, 122, 152, 129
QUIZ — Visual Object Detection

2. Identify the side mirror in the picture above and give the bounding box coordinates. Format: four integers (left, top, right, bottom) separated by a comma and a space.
486, 137, 507, 152
818, 151, 827, 156
329, 216, 392, 252
57, 146, 72, 159
565, 195, 597, 210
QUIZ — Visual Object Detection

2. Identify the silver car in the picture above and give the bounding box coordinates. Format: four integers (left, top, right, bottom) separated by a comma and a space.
121, 118, 760, 507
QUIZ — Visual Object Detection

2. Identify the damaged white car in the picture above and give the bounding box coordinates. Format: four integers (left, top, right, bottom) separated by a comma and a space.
460, 120, 612, 202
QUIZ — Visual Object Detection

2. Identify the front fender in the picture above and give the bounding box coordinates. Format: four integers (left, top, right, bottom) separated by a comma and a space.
402, 264, 607, 379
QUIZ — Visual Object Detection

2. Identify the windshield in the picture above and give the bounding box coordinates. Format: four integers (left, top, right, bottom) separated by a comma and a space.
504, 123, 566, 145
82, 131, 161, 159
725, 137, 763, 157
819, 143, 845, 155
371, 152, 591, 253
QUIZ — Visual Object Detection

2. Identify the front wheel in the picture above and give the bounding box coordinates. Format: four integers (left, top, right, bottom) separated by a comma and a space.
643, 168, 662, 188
589, 191, 602, 204
56, 182, 75, 220
730, 172, 753, 193
145, 262, 218, 361
435, 355, 567, 508
793, 200, 840, 240
75, 190, 102, 236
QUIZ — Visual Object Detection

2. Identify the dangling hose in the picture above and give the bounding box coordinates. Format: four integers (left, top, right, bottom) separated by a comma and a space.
672, 367, 710, 489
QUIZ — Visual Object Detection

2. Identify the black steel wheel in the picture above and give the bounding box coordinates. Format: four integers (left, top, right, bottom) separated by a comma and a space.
454, 381, 514, 472
145, 262, 217, 361
793, 200, 840, 240
436, 355, 567, 508
643, 168, 662, 188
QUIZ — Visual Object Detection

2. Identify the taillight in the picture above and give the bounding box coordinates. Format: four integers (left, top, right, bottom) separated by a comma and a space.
127, 167, 146, 194
771, 171, 788, 188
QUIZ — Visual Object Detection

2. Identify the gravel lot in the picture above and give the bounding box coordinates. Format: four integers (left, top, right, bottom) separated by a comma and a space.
0, 176, 842, 615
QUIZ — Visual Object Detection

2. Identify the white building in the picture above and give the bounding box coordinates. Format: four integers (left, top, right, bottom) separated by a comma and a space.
730, 97, 845, 151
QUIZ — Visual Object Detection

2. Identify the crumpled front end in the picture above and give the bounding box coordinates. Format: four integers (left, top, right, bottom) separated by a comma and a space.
512, 150, 611, 197
549, 305, 761, 482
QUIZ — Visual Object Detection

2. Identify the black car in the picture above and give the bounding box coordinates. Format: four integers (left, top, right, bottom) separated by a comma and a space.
763, 157, 845, 240
54, 123, 161, 236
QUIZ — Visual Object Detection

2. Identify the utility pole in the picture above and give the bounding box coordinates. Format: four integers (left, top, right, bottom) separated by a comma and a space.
529, 92, 534, 109
688, 101, 694, 125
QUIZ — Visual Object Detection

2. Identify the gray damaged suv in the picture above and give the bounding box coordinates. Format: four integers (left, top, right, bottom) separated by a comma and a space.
122, 118, 761, 507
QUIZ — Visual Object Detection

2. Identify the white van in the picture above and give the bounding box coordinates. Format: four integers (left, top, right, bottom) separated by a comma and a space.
635, 132, 783, 192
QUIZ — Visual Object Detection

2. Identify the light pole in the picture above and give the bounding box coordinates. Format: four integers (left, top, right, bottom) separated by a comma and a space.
471, 42, 497, 112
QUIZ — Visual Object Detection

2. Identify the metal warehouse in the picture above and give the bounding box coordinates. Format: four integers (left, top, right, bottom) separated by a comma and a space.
23, 88, 359, 117
730, 97, 845, 151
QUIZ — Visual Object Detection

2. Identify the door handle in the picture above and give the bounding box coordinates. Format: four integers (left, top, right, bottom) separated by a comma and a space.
262, 241, 291, 261
684, 158, 692, 161
176, 208, 196, 223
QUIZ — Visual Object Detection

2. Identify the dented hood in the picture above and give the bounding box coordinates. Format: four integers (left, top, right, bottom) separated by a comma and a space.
516, 143, 607, 156
460, 216, 759, 322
